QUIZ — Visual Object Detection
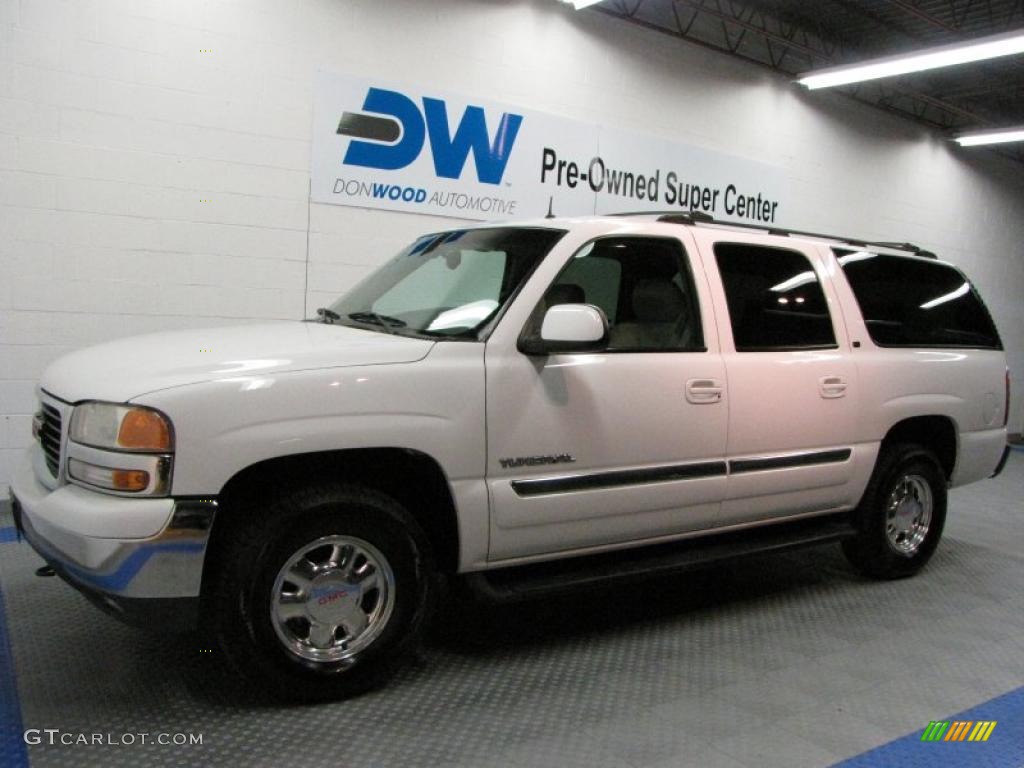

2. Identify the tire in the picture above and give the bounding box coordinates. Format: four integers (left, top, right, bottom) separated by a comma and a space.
842, 443, 947, 580
206, 482, 435, 703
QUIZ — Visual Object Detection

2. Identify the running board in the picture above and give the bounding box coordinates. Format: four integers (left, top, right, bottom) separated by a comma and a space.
465, 514, 857, 603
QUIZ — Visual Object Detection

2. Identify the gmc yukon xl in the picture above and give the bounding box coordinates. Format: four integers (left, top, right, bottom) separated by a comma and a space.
10, 212, 1011, 701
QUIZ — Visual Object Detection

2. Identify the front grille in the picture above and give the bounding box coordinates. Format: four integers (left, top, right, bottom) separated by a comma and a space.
39, 403, 62, 477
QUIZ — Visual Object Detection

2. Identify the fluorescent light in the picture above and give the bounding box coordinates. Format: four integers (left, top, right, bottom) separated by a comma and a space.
921, 283, 969, 309
955, 127, 1024, 146
836, 250, 876, 266
770, 271, 817, 292
561, 0, 603, 8
796, 29, 1024, 89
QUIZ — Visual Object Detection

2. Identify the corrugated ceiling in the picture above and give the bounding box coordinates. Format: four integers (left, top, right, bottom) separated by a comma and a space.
598, 0, 1024, 161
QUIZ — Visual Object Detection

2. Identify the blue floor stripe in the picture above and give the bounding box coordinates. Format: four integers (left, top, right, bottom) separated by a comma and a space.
0, 527, 18, 544
832, 686, 1024, 767
0, 569, 29, 768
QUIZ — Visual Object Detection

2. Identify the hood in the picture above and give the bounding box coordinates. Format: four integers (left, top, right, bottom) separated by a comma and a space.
41, 321, 435, 403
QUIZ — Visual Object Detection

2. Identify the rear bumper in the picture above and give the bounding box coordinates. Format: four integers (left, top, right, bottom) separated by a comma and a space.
952, 428, 1009, 486
10, 448, 217, 632
990, 444, 1012, 479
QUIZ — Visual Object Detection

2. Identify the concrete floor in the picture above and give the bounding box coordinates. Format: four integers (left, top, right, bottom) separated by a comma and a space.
1, 451, 1022, 768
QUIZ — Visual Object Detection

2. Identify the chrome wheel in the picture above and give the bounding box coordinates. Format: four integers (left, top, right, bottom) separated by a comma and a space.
271, 535, 396, 664
884, 474, 933, 557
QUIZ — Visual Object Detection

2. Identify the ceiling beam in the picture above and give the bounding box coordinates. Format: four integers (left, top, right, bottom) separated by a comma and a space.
670, 0, 833, 62
882, 0, 962, 33
597, 0, 992, 130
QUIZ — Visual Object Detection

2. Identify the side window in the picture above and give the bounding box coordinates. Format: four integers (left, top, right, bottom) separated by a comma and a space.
528, 236, 704, 352
836, 250, 1001, 349
714, 243, 836, 351
557, 254, 622, 324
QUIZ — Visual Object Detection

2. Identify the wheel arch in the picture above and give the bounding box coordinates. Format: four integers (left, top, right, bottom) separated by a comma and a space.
879, 415, 958, 481
205, 448, 461, 588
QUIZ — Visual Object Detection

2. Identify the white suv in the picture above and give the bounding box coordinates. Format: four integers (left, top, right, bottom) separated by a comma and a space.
10, 212, 1011, 701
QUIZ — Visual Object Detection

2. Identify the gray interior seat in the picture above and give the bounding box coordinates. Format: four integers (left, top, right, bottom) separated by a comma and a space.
611, 279, 690, 349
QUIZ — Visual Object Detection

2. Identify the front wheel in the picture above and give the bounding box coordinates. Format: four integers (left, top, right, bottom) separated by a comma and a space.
842, 443, 947, 579
207, 483, 434, 702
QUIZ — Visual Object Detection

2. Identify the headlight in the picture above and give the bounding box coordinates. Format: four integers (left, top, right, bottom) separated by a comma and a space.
70, 402, 173, 452
67, 402, 174, 496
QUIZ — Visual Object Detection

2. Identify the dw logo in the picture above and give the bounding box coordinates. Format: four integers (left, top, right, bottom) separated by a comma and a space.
337, 87, 523, 185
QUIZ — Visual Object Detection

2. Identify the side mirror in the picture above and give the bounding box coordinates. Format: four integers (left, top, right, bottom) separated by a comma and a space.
519, 304, 609, 356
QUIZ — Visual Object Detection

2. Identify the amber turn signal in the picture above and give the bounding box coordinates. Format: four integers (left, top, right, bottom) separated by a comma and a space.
68, 459, 151, 493
118, 408, 172, 451
112, 469, 150, 492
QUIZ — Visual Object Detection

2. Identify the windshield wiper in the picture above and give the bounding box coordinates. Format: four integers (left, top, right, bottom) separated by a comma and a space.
316, 307, 341, 324
347, 311, 407, 333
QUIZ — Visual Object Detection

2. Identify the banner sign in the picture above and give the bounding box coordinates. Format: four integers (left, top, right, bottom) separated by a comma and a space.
312, 72, 788, 223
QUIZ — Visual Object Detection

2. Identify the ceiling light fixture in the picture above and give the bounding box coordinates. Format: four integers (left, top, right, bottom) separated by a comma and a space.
954, 127, 1024, 146
796, 29, 1024, 90
560, 0, 603, 9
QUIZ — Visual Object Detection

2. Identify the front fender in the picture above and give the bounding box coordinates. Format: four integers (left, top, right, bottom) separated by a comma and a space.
133, 344, 486, 496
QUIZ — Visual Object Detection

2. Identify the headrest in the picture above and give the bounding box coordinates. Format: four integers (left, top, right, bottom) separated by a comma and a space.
633, 279, 685, 323
639, 251, 680, 280
546, 283, 585, 306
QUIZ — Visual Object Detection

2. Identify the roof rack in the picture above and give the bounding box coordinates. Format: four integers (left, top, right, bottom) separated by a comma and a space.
607, 210, 937, 258
868, 241, 937, 259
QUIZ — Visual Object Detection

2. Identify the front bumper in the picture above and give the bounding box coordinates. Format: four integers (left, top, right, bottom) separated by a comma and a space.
10, 448, 216, 632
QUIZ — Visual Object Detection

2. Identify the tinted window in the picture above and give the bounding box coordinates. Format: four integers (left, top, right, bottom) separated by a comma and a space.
714, 243, 836, 351
526, 236, 704, 352
837, 250, 1001, 349
557, 254, 622, 324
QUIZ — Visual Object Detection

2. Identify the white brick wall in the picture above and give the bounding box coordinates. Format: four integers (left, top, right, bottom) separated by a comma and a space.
1, 0, 1023, 491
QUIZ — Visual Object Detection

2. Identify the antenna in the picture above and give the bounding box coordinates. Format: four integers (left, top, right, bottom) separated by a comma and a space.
545, 197, 555, 219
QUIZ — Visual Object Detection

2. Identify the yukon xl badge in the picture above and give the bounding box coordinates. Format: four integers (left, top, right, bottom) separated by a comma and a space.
499, 454, 576, 469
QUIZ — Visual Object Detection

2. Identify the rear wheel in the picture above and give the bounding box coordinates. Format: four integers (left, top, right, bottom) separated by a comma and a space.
207, 483, 434, 702
842, 443, 947, 579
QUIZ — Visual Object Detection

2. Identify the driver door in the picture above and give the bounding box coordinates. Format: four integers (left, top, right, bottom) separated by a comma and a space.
485, 233, 729, 562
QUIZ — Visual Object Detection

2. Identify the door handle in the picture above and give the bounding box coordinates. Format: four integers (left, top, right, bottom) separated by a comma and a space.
686, 378, 724, 404
819, 375, 848, 399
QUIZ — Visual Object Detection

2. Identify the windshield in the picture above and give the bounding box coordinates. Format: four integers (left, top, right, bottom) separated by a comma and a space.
328, 227, 566, 338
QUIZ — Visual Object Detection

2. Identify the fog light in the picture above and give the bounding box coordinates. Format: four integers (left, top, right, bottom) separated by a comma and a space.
68, 459, 150, 493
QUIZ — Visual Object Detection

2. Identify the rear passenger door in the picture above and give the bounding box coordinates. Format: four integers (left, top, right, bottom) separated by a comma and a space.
695, 233, 863, 526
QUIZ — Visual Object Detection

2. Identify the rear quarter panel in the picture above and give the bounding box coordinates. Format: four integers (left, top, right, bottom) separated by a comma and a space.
822, 244, 1008, 486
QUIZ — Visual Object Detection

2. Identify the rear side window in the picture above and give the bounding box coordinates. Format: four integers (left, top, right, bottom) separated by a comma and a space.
836, 251, 1001, 349
714, 243, 836, 351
